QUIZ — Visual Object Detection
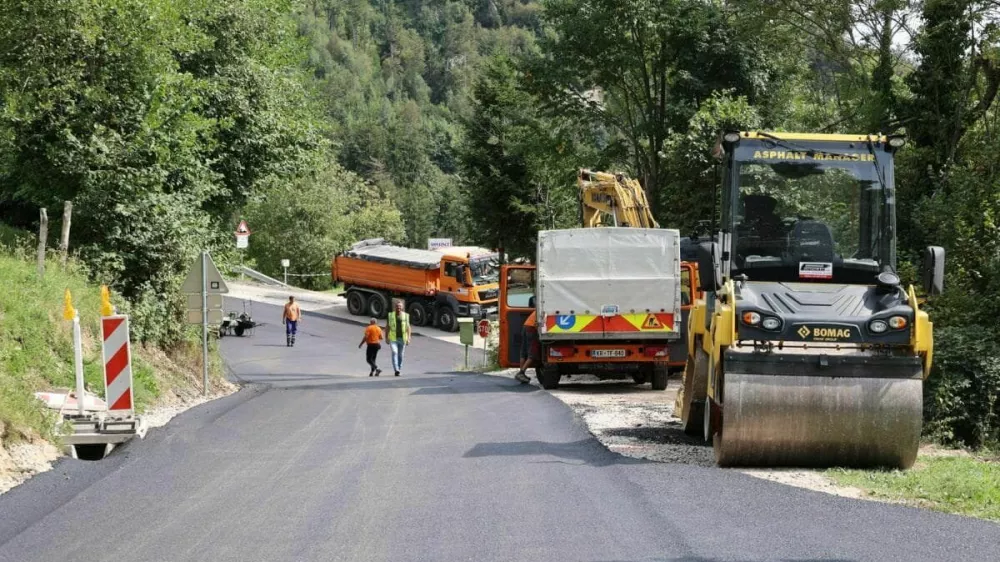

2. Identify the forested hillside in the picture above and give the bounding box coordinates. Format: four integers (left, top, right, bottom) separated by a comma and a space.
2, 0, 1000, 449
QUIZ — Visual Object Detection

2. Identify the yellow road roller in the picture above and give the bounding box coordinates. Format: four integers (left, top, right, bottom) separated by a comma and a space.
675, 131, 945, 469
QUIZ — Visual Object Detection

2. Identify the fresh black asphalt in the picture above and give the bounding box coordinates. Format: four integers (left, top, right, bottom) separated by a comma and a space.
0, 300, 997, 561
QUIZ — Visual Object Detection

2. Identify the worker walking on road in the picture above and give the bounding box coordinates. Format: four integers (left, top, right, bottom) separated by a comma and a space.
515, 309, 539, 384
385, 300, 411, 377
282, 296, 301, 347
359, 318, 383, 377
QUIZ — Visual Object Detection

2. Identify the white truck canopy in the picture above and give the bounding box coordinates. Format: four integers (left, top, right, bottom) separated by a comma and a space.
536, 228, 681, 340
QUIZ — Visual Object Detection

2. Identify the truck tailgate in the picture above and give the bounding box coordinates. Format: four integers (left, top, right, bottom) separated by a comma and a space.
537, 228, 681, 341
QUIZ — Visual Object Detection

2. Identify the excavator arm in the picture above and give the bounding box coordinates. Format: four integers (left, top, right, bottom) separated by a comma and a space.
578, 169, 659, 229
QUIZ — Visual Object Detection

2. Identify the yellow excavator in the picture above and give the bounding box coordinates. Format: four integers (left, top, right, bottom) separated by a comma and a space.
578, 169, 658, 228
675, 131, 945, 468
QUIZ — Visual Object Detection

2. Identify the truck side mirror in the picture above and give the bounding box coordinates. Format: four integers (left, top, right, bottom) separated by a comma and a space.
922, 246, 945, 296
696, 241, 720, 292
528, 296, 536, 309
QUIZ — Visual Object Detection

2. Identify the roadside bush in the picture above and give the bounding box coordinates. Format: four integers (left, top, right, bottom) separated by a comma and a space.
924, 324, 1000, 449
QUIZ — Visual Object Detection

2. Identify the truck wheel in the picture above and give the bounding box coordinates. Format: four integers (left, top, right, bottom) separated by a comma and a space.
368, 292, 389, 319
346, 291, 366, 316
536, 364, 561, 390
437, 307, 458, 332
408, 301, 428, 327
651, 364, 668, 391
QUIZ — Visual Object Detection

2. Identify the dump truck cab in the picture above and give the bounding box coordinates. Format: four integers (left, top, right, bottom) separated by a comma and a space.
677, 131, 946, 468
433, 246, 501, 320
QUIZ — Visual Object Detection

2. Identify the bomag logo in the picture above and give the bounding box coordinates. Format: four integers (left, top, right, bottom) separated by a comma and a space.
796, 325, 854, 341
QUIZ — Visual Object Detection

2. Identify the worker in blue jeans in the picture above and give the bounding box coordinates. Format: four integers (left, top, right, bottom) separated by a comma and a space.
385, 300, 411, 376
282, 296, 301, 347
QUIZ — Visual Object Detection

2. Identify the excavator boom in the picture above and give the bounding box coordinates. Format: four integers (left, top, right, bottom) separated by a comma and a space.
578, 169, 658, 229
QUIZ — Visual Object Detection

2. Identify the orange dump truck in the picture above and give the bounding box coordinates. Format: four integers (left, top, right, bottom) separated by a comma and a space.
332, 239, 500, 331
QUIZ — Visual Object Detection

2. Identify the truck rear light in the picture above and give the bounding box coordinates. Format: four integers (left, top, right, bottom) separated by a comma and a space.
643, 346, 668, 357
549, 345, 576, 358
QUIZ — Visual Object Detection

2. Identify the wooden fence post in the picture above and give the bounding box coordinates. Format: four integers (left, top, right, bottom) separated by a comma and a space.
59, 201, 72, 267
37, 208, 48, 278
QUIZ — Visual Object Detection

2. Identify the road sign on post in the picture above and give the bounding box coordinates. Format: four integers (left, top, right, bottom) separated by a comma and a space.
182, 252, 229, 395
478, 320, 491, 367
428, 238, 452, 250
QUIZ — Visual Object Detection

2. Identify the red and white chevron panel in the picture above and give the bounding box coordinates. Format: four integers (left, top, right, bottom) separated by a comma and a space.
101, 315, 134, 413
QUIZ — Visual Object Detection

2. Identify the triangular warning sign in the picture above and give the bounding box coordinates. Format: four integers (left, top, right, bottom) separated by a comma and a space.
235, 220, 251, 235
180, 253, 230, 295
642, 314, 662, 330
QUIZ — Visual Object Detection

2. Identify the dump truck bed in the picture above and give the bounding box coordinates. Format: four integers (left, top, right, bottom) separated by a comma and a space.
333, 240, 442, 295
537, 228, 681, 341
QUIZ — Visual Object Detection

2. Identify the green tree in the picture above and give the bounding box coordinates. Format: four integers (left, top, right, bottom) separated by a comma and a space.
245, 155, 405, 289
528, 0, 773, 213
460, 56, 595, 258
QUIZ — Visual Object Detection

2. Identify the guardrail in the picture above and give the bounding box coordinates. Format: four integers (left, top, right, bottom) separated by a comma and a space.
237, 267, 289, 287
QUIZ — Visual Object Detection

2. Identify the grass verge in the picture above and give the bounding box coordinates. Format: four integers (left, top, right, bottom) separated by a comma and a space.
0, 250, 229, 446
827, 453, 1000, 522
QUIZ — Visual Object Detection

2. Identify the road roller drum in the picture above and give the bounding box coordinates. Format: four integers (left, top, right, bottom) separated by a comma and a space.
713, 372, 923, 468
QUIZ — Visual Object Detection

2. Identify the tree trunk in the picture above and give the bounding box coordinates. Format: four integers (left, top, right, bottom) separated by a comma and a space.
37, 208, 48, 278
59, 201, 72, 267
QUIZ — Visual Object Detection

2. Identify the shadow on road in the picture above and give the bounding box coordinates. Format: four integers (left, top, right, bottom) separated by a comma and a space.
411, 382, 539, 395
234, 372, 532, 396
601, 425, 710, 448
463, 439, 650, 467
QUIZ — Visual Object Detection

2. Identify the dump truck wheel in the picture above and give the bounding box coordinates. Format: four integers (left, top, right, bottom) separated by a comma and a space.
368, 292, 389, 319
437, 307, 458, 332
536, 364, 561, 390
346, 291, 366, 316
631, 374, 647, 385
650, 365, 668, 391
408, 302, 428, 327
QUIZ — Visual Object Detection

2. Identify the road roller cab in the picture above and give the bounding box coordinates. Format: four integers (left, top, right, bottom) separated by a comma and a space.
676, 131, 946, 469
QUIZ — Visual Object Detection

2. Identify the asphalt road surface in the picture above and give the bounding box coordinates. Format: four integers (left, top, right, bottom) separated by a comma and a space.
1, 302, 998, 562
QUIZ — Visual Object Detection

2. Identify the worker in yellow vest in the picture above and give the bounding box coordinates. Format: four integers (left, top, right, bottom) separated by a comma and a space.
385, 300, 412, 376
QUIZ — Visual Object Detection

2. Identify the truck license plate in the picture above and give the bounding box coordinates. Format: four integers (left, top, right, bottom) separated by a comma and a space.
591, 349, 626, 358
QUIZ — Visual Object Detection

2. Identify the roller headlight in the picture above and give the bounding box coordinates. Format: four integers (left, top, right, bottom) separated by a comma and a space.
723, 132, 741, 144
761, 316, 782, 331
889, 315, 907, 329
742, 311, 761, 326
869, 320, 889, 334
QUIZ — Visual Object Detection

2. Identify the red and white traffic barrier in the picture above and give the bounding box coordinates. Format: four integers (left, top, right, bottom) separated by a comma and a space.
101, 316, 134, 414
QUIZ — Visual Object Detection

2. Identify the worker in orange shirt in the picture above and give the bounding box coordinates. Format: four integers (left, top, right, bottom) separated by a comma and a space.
514, 309, 539, 384
359, 318, 384, 377
282, 296, 301, 347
